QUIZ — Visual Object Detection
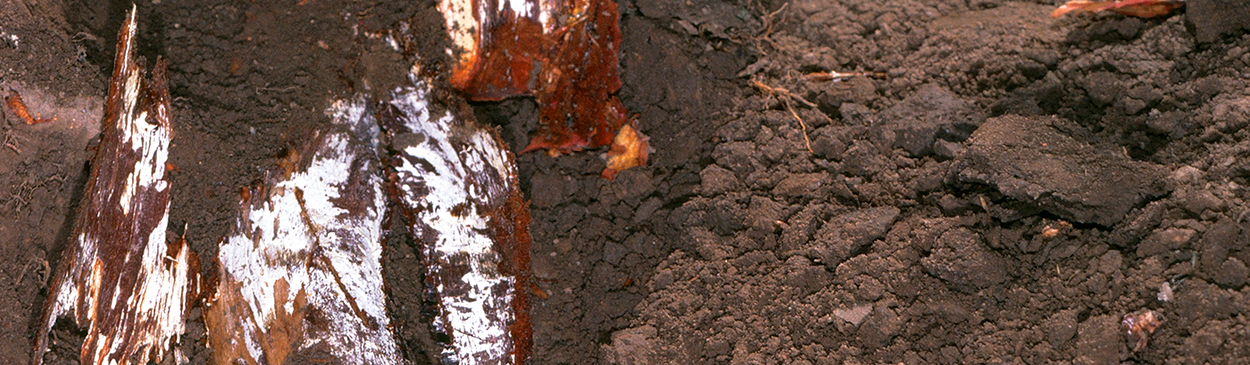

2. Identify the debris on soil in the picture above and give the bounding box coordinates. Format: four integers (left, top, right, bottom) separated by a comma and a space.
441, 0, 631, 159
1040, 220, 1072, 239
1052, 0, 1185, 18
1158, 282, 1173, 301
805, 71, 887, 82
34, 8, 199, 365
1122, 310, 1161, 352
5, 90, 53, 124
955, 115, 1171, 226
602, 123, 650, 179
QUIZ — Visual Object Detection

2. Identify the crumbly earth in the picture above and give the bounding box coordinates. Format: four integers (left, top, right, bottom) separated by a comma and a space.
2, 0, 1249, 364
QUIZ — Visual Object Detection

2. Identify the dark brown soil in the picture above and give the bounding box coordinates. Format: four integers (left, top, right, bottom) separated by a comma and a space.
2, 0, 1249, 364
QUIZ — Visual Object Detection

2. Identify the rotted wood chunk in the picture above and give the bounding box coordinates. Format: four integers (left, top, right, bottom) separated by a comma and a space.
379, 66, 532, 365
34, 7, 199, 365
441, 0, 644, 177
203, 98, 403, 364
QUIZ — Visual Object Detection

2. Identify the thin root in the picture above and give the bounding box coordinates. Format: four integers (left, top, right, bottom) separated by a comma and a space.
752, 80, 814, 154
784, 99, 813, 154
750, 1, 789, 54
15, 260, 31, 286
758, 2, 789, 38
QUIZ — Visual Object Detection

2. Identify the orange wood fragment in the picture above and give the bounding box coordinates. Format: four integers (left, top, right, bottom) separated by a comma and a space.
5, 91, 54, 125
1052, 0, 1184, 18
602, 123, 649, 179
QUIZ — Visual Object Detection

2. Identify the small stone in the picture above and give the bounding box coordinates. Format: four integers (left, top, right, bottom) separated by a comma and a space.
920, 227, 1008, 293
833, 304, 873, 326
1171, 165, 1205, 185
1182, 189, 1225, 215
856, 305, 901, 349
772, 173, 830, 200
688, 228, 731, 261
873, 84, 984, 157
1075, 315, 1126, 365
932, 139, 965, 160
1098, 250, 1123, 275
1157, 282, 1173, 302
601, 326, 658, 365
1043, 309, 1079, 348
1185, 0, 1250, 43
804, 206, 900, 268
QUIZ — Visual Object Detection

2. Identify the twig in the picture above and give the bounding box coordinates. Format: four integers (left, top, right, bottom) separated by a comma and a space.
255, 85, 300, 94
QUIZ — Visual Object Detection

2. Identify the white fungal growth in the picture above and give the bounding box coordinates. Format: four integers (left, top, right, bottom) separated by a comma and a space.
388, 78, 519, 365
213, 98, 402, 364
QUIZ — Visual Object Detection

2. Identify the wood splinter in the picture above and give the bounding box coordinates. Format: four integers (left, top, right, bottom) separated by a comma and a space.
34, 6, 200, 365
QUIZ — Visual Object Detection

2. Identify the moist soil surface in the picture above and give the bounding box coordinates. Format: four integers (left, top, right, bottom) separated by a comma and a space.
3, 0, 1250, 364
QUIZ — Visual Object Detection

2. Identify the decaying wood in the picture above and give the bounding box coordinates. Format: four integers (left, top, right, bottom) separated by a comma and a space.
440, 0, 641, 178
203, 96, 404, 364
34, 6, 200, 365
379, 65, 533, 365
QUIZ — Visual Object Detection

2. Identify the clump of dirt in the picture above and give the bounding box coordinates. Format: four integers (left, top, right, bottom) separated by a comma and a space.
2, 0, 1249, 364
